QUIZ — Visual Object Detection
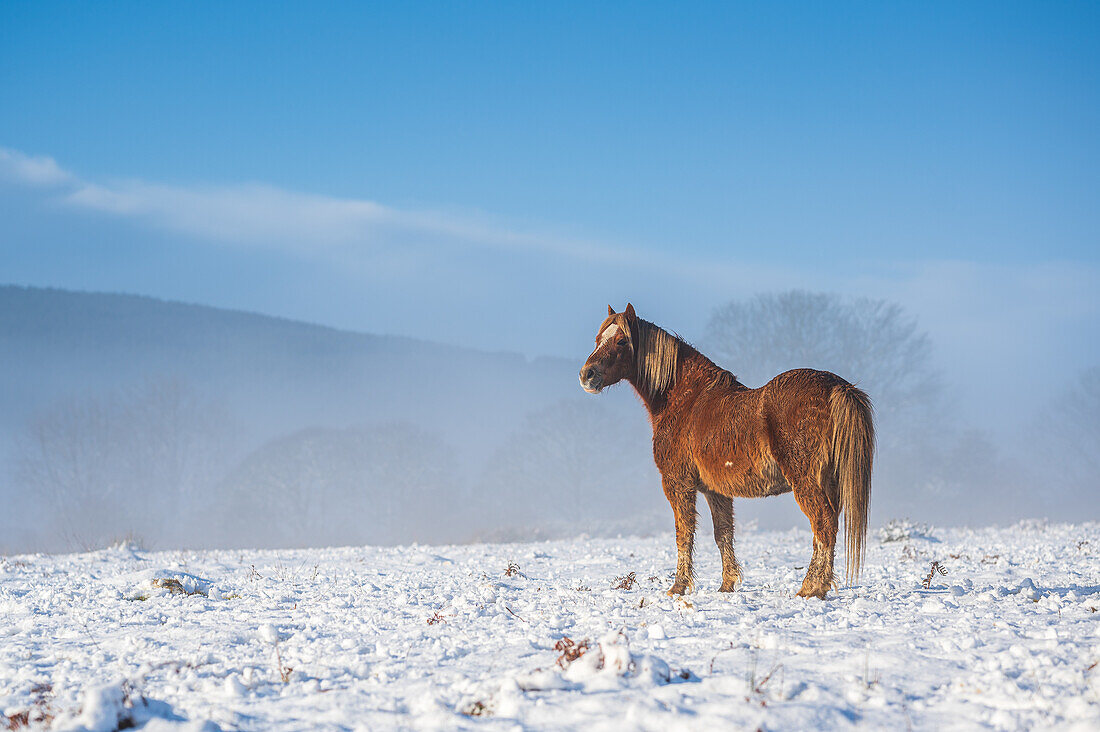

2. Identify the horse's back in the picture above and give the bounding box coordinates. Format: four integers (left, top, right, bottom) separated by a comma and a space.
762, 367, 851, 395
759, 368, 850, 419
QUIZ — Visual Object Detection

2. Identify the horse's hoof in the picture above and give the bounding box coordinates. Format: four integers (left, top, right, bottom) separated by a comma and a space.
718, 574, 743, 592
667, 582, 693, 597
796, 587, 828, 599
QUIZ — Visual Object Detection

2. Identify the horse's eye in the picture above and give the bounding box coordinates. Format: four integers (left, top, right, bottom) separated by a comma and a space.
618, 338, 628, 347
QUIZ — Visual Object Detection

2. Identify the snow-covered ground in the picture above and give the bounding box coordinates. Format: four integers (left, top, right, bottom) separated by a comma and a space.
2, 521, 1099, 731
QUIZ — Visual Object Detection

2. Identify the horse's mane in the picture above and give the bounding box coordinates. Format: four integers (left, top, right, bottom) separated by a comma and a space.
634, 318, 681, 398
633, 317, 743, 397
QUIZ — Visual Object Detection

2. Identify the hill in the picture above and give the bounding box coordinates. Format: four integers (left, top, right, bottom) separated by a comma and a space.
0, 285, 571, 451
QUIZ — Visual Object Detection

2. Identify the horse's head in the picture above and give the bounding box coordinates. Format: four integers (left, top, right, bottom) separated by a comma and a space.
580, 303, 637, 393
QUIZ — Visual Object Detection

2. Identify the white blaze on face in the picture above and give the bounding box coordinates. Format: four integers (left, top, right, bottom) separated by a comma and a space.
598, 322, 620, 348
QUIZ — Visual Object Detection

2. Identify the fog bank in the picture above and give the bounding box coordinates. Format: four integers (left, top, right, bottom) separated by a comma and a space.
1, 285, 1095, 554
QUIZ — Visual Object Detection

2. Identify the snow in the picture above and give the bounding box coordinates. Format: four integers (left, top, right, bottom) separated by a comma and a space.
2, 522, 1099, 730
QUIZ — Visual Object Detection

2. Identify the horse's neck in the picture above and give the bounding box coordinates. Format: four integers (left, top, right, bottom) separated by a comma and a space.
631, 347, 716, 420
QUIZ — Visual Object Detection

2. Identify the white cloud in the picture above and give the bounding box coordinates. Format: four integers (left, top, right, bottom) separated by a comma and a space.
64, 181, 395, 249
0, 146, 621, 261
0, 148, 75, 187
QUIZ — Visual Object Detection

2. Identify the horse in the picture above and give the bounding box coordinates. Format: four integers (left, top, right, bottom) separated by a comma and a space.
579, 304, 874, 599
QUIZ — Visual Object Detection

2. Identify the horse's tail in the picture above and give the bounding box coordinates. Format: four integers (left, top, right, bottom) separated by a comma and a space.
829, 383, 875, 585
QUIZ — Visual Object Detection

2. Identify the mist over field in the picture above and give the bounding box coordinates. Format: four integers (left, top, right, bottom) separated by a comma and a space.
0, 283, 1095, 554
1, 3, 1098, 557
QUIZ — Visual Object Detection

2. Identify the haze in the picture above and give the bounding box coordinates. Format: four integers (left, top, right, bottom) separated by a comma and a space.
1, 3, 1098, 552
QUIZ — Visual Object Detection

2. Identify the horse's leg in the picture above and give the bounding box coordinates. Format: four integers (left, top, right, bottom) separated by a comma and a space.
702, 489, 742, 591
789, 476, 839, 599
663, 477, 697, 596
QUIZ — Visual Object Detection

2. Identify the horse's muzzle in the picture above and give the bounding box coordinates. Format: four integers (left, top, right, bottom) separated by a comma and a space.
579, 367, 603, 393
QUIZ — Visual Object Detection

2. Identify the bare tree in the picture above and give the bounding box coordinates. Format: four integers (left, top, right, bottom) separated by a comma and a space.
1030, 366, 1100, 516
217, 422, 461, 548
1047, 366, 1100, 478
15, 379, 234, 550
704, 291, 936, 428
703, 291, 1025, 524
477, 399, 662, 540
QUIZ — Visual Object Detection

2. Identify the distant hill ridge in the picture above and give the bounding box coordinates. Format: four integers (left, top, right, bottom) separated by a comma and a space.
0, 284, 545, 358
0, 284, 576, 459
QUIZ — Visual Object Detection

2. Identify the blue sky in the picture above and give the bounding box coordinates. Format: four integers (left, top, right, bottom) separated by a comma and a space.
1, 2, 1098, 430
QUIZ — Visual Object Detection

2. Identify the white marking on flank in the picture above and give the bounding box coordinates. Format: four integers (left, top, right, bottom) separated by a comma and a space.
725, 461, 733, 467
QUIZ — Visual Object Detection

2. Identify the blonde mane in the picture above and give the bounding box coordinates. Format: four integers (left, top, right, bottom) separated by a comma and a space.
634, 318, 681, 397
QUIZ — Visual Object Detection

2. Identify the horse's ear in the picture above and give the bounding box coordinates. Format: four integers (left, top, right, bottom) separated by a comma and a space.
624, 303, 636, 321
608, 305, 616, 316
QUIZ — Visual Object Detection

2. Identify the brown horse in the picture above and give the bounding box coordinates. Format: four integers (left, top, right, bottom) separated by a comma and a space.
580, 304, 874, 599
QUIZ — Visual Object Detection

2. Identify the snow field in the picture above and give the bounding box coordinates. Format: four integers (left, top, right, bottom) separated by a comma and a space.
1, 521, 1098, 730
